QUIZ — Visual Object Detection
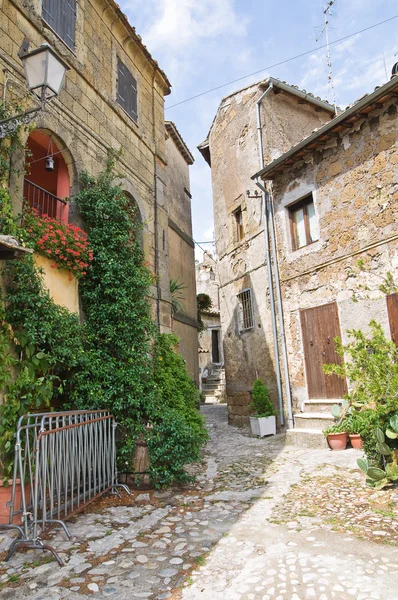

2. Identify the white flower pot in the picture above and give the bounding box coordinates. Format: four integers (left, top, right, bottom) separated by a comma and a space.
249, 416, 276, 437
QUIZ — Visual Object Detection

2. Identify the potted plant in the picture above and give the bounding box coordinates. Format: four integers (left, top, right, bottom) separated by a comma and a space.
323, 422, 348, 450
345, 413, 364, 449
249, 379, 277, 437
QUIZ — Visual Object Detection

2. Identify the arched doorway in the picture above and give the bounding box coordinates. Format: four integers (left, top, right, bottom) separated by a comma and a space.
24, 130, 70, 223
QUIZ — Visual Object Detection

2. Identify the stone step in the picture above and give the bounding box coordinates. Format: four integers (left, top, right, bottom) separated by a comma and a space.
304, 399, 343, 414
202, 388, 222, 395
293, 412, 335, 430
202, 395, 222, 405
285, 428, 329, 449
202, 383, 224, 391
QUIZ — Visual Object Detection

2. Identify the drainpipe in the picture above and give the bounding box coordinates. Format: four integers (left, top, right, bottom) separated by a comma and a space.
255, 82, 284, 426
268, 183, 294, 430
152, 68, 161, 331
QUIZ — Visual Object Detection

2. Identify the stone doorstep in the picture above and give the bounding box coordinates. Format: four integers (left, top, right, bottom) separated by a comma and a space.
294, 412, 335, 430
285, 427, 329, 449
303, 399, 344, 414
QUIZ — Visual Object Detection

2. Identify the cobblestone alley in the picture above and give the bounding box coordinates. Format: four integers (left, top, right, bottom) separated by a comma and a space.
0, 405, 398, 600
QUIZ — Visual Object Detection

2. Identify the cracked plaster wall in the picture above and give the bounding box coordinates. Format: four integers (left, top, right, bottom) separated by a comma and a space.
272, 99, 398, 410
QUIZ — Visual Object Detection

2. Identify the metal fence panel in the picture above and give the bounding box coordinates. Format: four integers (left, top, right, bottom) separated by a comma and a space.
0, 410, 130, 565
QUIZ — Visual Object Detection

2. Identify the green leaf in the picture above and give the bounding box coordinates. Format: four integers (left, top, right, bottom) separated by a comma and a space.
385, 463, 398, 481
367, 467, 387, 481
331, 405, 341, 418
372, 478, 389, 490
375, 427, 385, 444
385, 429, 398, 440
376, 442, 392, 456
390, 415, 398, 433
357, 458, 368, 474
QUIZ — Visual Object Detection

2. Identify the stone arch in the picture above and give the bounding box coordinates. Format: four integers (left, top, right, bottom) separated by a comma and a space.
116, 178, 149, 255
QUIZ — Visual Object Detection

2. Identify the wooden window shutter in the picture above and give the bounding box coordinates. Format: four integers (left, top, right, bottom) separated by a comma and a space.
117, 58, 138, 121
43, 0, 76, 50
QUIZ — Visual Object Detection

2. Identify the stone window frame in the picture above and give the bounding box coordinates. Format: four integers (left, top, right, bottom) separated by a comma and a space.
288, 193, 319, 251
237, 288, 254, 333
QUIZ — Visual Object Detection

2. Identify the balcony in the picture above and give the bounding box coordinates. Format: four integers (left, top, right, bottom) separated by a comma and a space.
23, 179, 67, 223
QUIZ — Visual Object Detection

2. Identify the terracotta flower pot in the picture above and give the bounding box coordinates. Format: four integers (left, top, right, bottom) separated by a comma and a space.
349, 434, 363, 450
0, 479, 30, 525
327, 432, 348, 450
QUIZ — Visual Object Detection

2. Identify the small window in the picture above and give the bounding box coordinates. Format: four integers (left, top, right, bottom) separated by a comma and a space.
42, 0, 77, 49
234, 207, 244, 241
237, 289, 254, 332
117, 58, 138, 122
289, 194, 319, 250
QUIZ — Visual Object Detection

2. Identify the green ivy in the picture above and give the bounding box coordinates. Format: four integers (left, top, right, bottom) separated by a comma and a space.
72, 163, 207, 485
0, 153, 207, 487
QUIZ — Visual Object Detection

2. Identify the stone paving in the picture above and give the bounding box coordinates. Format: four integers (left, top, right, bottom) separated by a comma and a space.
0, 405, 397, 600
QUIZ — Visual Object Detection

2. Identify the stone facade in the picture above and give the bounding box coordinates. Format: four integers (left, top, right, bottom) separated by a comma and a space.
199, 78, 335, 425
165, 122, 199, 383
267, 83, 398, 424
0, 0, 174, 330
0, 0, 197, 363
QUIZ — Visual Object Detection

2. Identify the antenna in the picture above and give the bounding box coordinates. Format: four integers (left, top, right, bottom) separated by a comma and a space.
316, 0, 337, 115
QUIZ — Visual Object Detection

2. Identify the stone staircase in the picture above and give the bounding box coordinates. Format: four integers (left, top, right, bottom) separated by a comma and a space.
201, 367, 226, 404
286, 399, 343, 448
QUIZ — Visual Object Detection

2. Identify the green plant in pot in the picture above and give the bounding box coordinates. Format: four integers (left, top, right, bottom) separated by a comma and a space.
323, 400, 350, 450
342, 412, 364, 449
249, 378, 277, 438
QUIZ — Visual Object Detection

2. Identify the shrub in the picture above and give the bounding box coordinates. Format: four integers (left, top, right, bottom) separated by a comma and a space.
250, 378, 276, 418
324, 321, 398, 474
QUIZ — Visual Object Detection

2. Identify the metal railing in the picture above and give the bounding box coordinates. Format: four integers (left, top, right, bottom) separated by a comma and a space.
23, 179, 67, 221
0, 410, 130, 565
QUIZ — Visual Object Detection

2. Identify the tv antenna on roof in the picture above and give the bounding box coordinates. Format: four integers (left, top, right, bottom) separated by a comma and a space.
316, 0, 337, 115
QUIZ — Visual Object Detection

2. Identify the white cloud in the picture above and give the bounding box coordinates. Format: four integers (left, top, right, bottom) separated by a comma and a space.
139, 0, 247, 53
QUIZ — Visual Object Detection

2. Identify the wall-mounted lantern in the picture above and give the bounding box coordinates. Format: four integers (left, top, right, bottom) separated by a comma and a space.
0, 43, 69, 139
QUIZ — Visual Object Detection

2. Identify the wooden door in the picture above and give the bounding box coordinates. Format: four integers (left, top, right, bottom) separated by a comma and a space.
212, 329, 220, 363
387, 293, 398, 346
300, 302, 347, 399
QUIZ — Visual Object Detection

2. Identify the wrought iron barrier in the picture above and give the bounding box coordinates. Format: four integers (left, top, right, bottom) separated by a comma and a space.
0, 410, 130, 565
23, 179, 67, 221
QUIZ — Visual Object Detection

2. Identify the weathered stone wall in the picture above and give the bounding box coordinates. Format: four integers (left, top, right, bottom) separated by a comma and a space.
272, 98, 398, 409
0, 0, 172, 330
208, 81, 333, 425
165, 129, 199, 383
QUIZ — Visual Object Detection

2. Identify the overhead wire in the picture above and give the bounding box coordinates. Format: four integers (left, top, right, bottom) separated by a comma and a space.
165, 14, 398, 110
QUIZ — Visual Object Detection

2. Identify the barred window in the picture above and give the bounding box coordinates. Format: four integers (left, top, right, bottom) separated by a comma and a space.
117, 58, 138, 122
42, 0, 77, 50
237, 289, 254, 332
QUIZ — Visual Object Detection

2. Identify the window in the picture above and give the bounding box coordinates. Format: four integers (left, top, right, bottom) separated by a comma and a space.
42, 0, 76, 49
289, 194, 319, 250
237, 289, 254, 332
117, 58, 138, 121
234, 207, 244, 241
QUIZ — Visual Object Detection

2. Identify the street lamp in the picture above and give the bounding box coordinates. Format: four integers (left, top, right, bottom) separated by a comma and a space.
0, 43, 69, 138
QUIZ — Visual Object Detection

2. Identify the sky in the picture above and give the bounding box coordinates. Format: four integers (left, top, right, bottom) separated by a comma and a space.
118, 0, 398, 259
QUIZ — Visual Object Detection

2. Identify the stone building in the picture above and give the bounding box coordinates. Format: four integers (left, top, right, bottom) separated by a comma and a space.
165, 121, 199, 383
196, 251, 225, 402
198, 77, 335, 425
253, 73, 398, 446
0, 0, 197, 369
